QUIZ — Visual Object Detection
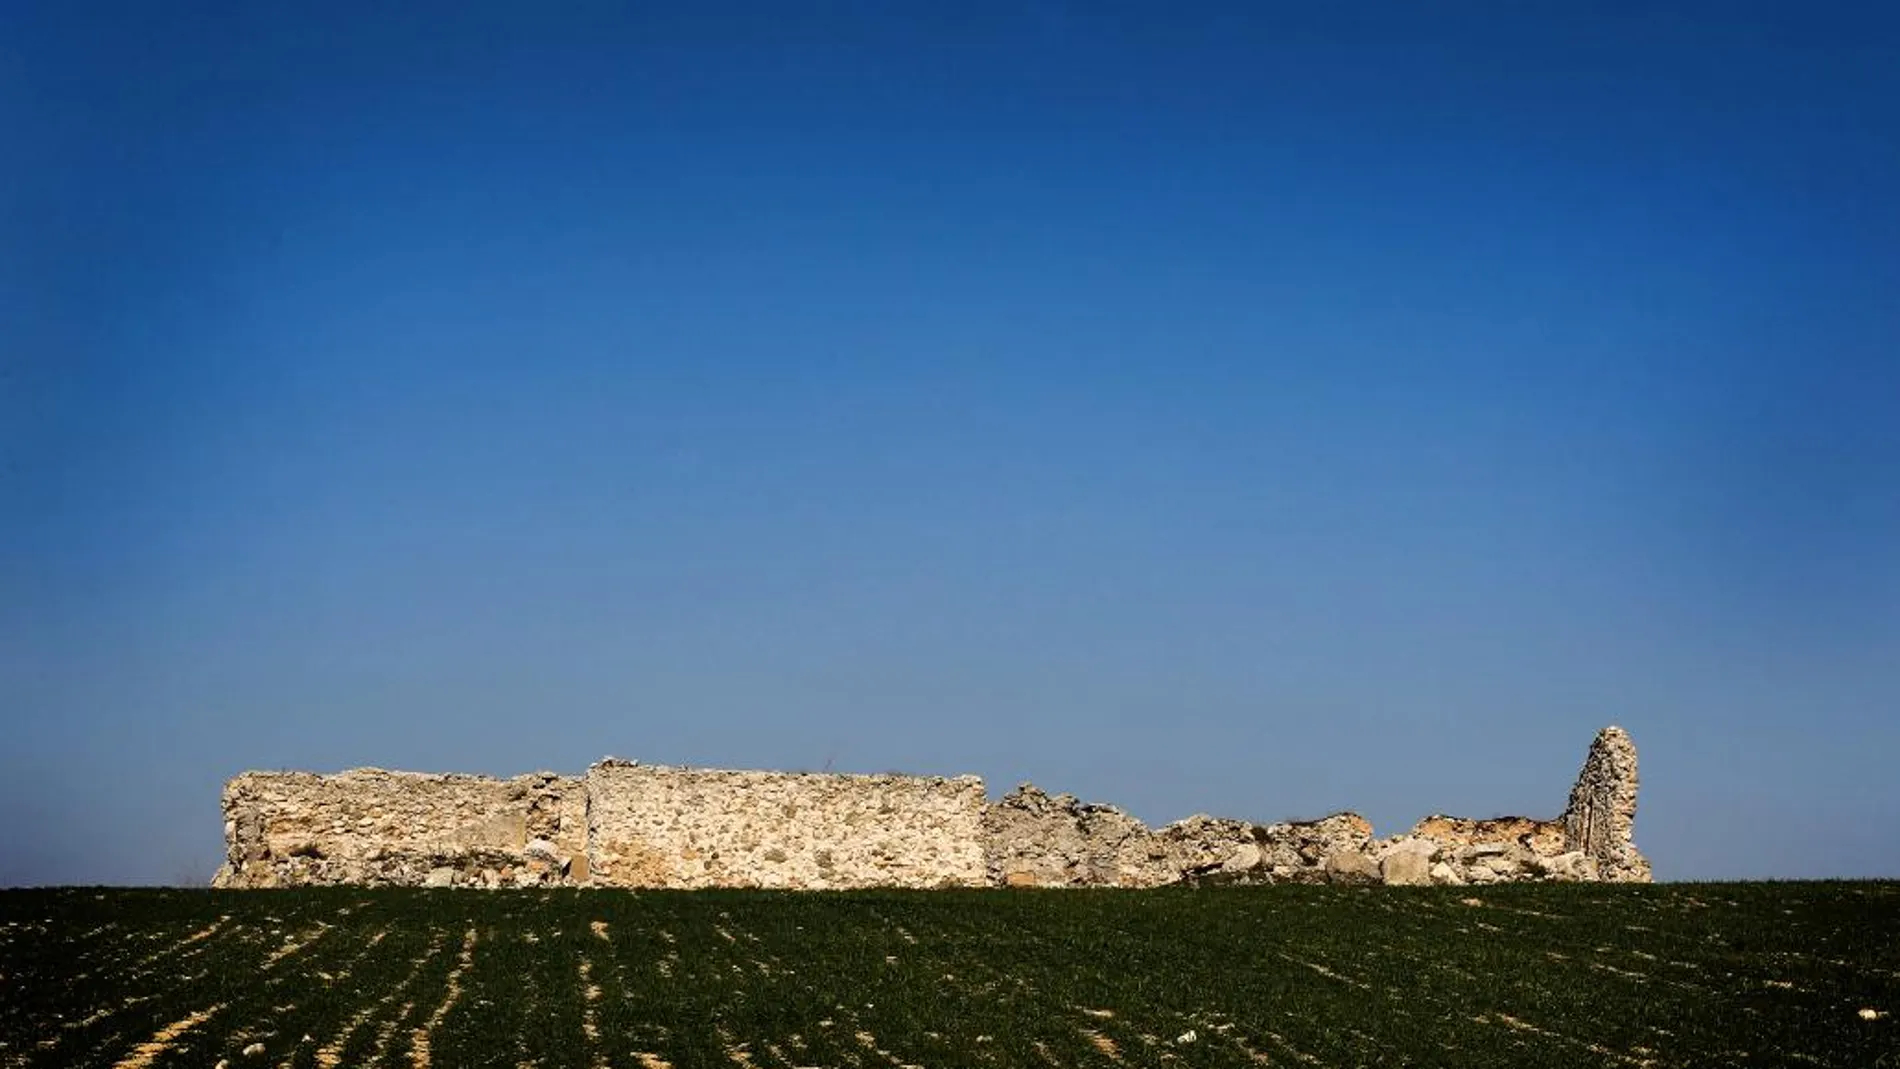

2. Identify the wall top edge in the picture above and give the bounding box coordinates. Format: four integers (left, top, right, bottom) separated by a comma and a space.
226, 764, 986, 788
585, 758, 985, 788
227, 768, 577, 784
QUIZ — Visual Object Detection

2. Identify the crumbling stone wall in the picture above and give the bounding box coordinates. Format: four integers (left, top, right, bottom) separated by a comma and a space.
212, 770, 585, 889
1562, 725, 1651, 882
981, 727, 1647, 889
585, 762, 988, 889
1409, 815, 1566, 857
1190, 813, 1380, 885
212, 726, 1648, 889
980, 791, 1384, 889
982, 785, 1177, 887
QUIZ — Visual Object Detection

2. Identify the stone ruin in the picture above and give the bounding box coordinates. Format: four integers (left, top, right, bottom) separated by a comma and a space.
212, 726, 1649, 890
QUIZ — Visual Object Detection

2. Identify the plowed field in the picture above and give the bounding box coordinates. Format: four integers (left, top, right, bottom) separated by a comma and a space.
2, 883, 1895, 1067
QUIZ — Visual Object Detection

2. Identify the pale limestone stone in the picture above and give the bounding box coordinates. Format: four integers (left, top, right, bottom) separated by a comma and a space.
1322, 849, 1381, 885
1533, 850, 1600, 882
1411, 814, 1564, 857
586, 762, 987, 890
1381, 850, 1432, 886
1223, 843, 1263, 873
211, 727, 1650, 889
1480, 854, 1519, 876
213, 769, 585, 889
1563, 725, 1650, 882
982, 785, 1181, 888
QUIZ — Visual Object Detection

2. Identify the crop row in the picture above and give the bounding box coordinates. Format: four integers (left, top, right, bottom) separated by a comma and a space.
1, 883, 1894, 1068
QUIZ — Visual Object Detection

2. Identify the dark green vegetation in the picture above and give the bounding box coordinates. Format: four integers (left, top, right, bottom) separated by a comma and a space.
2, 883, 1895, 1068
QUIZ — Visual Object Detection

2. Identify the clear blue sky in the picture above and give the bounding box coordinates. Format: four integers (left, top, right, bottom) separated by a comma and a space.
3, 2, 1896, 885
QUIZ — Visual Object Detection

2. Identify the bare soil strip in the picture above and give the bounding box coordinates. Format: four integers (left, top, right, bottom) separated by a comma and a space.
1477, 1012, 1656, 1067
409, 927, 480, 1069
262, 922, 333, 969
579, 956, 605, 1067
315, 1005, 381, 1069
109, 1004, 224, 1069
113, 916, 232, 983
1275, 951, 1373, 992
1081, 1028, 1124, 1061
317, 931, 446, 1069
718, 1025, 763, 1069
40, 918, 247, 1064
366, 1001, 417, 1065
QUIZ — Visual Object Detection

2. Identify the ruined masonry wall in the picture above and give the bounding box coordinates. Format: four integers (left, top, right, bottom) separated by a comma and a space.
212, 726, 1648, 889
214, 770, 585, 889
586, 763, 988, 889
980, 785, 1171, 887
1563, 726, 1651, 882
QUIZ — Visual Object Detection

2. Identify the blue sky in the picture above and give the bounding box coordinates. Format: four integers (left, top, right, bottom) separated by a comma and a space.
3, 2, 1896, 884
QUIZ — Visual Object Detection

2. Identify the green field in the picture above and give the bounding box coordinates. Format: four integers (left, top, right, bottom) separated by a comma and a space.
2, 883, 1895, 1068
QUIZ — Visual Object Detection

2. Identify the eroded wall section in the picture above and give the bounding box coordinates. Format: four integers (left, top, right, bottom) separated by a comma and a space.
1562, 725, 1651, 882
212, 769, 586, 888
212, 726, 1647, 888
585, 762, 989, 889
979, 726, 1646, 888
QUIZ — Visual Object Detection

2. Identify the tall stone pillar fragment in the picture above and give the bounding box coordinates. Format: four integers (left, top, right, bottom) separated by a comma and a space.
1561, 725, 1651, 882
